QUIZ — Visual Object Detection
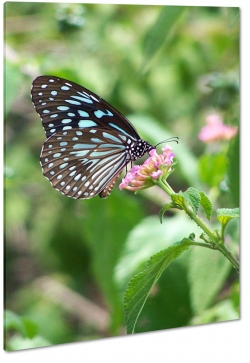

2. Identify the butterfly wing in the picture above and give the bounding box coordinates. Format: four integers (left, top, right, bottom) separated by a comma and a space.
40, 128, 129, 199
31, 75, 140, 140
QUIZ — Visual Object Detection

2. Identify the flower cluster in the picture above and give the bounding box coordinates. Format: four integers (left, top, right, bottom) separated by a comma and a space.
119, 146, 175, 192
198, 114, 238, 143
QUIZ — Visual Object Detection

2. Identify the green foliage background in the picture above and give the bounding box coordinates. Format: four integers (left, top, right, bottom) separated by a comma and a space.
4, 3, 239, 350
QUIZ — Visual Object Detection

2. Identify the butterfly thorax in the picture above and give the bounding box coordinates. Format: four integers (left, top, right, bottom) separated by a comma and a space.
126, 139, 154, 161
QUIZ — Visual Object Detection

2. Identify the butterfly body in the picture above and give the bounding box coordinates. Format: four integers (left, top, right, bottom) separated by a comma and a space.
31, 76, 154, 199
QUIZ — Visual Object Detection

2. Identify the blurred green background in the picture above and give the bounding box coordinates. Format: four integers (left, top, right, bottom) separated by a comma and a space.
4, 3, 239, 350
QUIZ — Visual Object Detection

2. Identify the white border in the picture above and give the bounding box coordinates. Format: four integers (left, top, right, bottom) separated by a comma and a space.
2, 0, 249, 362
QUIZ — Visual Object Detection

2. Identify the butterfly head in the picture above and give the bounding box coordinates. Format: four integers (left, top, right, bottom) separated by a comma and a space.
129, 136, 179, 162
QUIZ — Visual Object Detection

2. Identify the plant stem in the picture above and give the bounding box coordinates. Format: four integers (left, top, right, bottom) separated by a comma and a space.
186, 240, 215, 250
181, 200, 216, 242
186, 239, 239, 272
216, 243, 239, 273
157, 179, 239, 272
183, 201, 239, 272
158, 179, 175, 195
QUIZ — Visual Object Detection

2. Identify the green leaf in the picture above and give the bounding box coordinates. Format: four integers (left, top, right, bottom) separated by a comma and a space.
159, 203, 173, 223
188, 247, 232, 314
4, 310, 27, 338
115, 214, 201, 292
217, 208, 239, 228
6, 335, 52, 351
5, 62, 24, 115
185, 188, 201, 214
199, 191, 213, 220
124, 239, 191, 334
22, 318, 40, 339
82, 192, 145, 333
4, 310, 40, 341
142, 6, 186, 70
198, 154, 227, 188
171, 188, 200, 214
171, 192, 185, 208
190, 300, 239, 325
171, 189, 212, 219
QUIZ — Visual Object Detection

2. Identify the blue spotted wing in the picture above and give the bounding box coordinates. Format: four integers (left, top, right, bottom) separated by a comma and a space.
31, 76, 154, 199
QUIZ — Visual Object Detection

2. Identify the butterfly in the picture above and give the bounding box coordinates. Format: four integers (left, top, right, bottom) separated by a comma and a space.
31, 75, 156, 199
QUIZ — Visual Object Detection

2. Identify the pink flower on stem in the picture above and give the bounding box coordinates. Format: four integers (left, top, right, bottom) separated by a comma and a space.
198, 114, 238, 143
119, 146, 175, 192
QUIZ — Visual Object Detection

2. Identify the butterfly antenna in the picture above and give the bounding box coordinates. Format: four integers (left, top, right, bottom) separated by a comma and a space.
154, 136, 179, 147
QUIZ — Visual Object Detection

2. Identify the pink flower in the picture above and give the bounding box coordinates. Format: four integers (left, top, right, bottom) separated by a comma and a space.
198, 114, 238, 143
119, 146, 175, 192
151, 170, 163, 179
